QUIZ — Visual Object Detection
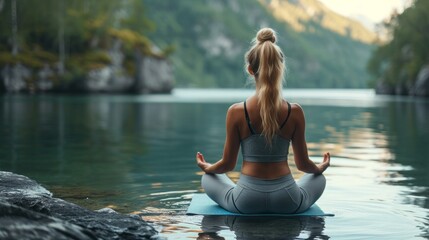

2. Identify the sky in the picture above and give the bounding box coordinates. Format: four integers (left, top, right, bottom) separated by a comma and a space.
318, 0, 412, 30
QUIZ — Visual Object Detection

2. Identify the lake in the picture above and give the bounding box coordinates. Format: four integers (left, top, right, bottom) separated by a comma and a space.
1, 89, 428, 239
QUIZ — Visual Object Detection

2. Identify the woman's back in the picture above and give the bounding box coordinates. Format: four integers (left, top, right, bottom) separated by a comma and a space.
233, 96, 298, 179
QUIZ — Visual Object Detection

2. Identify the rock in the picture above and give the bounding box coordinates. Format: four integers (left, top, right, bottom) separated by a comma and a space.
1, 64, 31, 92
376, 65, 429, 97
83, 39, 134, 93
375, 80, 394, 95
0, 63, 57, 93
37, 64, 55, 91
73, 39, 173, 94
97, 207, 120, 214
0, 201, 97, 240
0, 171, 159, 240
0, 39, 174, 94
0, 171, 52, 198
85, 67, 114, 91
413, 65, 429, 97
395, 83, 408, 96
135, 56, 174, 94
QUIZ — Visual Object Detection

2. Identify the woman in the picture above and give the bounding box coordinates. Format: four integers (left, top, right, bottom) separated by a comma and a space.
196, 28, 330, 214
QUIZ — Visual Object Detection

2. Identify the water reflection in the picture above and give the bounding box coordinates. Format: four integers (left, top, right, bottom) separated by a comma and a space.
377, 100, 429, 238
199, 216, 327, 240
1, 95, 146, 188
371, 100, 429, 209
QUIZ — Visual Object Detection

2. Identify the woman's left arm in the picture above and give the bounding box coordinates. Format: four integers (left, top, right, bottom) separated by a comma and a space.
196, 104, 241, 174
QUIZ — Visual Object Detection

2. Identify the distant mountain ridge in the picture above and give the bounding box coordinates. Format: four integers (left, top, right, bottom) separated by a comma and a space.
143, 0, 375, 88
260, 0, 377, 44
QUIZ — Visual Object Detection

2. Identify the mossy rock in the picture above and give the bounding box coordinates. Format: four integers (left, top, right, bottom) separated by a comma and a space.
108, 28, 160, 57
26, 48, 58, 63
67, 51, 112, 71
0, 49, 57, 69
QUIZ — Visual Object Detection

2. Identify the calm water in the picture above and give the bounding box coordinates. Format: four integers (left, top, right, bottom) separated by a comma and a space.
1, 89, 428, 239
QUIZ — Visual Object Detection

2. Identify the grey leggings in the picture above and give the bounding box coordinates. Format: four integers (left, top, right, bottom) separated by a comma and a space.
201, 173, 326, 214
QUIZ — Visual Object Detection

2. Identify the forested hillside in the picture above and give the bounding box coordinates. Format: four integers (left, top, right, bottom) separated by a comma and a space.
0, 0, 377, 92
367, 0, 429, 97
143, 0, 376, 88
0, 0, 173, 93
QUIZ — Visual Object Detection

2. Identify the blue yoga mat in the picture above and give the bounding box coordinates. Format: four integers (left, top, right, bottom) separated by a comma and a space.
186, 193, 334, 217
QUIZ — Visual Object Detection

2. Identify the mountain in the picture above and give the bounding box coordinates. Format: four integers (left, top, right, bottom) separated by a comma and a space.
143, 0, 376, 88
260, 0, 377, 43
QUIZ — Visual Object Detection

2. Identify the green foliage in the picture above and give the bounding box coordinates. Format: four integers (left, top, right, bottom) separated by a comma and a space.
68, 51, 112, 72
108, 28, 154, 56
0, 0, 163, 85
0, 49, 57, 69
143, 0, 373, 88
367, 0, 429, 88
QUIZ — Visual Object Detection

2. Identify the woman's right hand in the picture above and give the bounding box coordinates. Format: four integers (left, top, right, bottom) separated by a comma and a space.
317, 152, 330, 174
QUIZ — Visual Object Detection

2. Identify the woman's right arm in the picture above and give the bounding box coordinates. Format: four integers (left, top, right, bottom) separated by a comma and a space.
291, 104, 330, 174
196, 103, 241, 174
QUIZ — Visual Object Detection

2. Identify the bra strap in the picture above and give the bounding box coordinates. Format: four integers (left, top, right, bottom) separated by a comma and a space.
244, 101, 256, 134
279, 102, 292, 129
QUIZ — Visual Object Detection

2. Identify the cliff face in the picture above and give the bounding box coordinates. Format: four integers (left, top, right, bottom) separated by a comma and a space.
413, 66, 429, 97
0, 0, 174, 94
74, 39, 174, 94
0, 40, 174, 94
375, 65, 429, 97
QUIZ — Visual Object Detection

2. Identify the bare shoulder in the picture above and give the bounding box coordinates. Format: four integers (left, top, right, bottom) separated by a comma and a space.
227, 102, 244, 113
289, 102, 304, 111
226, 102, 244, 120
289, 102, 305, 119
224, 102, 245, 130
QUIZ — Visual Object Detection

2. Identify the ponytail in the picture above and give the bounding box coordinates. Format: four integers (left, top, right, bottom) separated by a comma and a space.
245, 28, 285, 145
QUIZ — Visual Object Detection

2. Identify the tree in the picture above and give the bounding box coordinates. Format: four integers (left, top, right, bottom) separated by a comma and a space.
11, 0, 17, 56
367, 0, 429, 90
0, 0, 160, 92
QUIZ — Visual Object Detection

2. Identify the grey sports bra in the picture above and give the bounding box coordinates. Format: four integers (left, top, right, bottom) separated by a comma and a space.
241, 100, 292, 163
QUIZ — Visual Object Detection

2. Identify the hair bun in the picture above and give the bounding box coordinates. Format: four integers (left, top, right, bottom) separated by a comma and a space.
256, 28, 276, 44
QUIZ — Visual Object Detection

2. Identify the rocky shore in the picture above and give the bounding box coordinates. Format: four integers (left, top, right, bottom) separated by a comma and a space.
1, 39, 174, 95
375, 65, 429, 97
0, 171, 159, 239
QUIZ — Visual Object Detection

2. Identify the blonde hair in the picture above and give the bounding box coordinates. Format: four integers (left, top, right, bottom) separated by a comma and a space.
245, 28, 285, 145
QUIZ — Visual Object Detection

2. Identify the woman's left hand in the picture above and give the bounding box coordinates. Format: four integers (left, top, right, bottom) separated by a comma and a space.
317, 152, 330, 174
196, 152, 212, 172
